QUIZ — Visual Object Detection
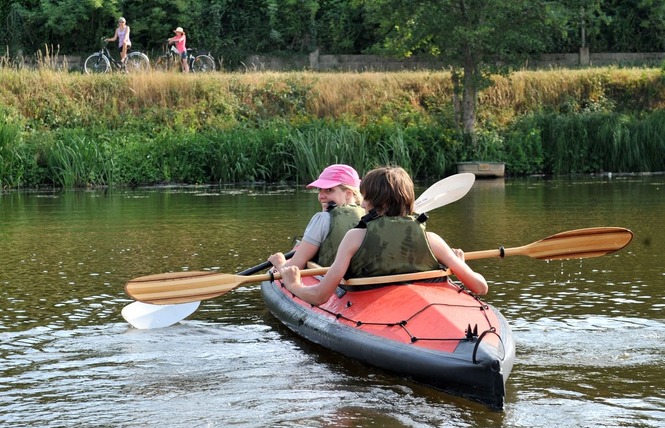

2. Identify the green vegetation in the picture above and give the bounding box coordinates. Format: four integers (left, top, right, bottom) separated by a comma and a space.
1, 67, 664, 189
4, 1, 665, 66
6, 1, 665, 162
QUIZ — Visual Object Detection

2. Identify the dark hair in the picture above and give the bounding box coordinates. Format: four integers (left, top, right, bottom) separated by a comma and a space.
360, 166, 414, 216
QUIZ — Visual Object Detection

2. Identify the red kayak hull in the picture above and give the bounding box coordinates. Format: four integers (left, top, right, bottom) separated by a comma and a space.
261, 276, 515, 410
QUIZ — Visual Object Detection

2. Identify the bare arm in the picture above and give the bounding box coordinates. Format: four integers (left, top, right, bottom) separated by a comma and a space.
427, 231, 488, 295
283, 241, 320, 269
267, 240, 318, 271
106, 28, 118, 42
278, 229, 365, 305
168, 34, 185, 43
268, 211, 329, 270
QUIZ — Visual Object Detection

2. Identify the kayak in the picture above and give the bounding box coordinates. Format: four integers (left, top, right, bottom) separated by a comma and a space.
261, 271, 515, 410
123, 226, 633, 407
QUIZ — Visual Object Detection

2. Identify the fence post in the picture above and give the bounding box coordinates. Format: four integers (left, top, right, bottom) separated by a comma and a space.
309, 48, 320, 71
579, 46, 590, 66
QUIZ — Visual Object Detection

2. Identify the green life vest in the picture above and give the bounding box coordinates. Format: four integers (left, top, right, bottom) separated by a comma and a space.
346, 214, 440, 278
316, 203, 365, 267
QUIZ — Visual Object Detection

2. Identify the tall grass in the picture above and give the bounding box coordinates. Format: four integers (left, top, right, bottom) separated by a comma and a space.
516, 110, 665, 174
0, 119, 25, 188
286, 125, 371, 182
203, 128, 281, 183
284, 123, 455, 181
43, 131, 114, 187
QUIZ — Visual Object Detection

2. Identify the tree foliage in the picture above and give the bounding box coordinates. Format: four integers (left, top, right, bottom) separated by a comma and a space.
2, 0, 665, 69
359, 0, 566, 136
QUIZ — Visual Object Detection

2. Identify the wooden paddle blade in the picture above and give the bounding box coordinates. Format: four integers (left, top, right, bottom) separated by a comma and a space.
467, 227, 634, 261
121, 250, 298, 329
124, 267, 329, 305
131, 270, 218, 282
125, 272, 266, 304
129, 249, 299, 284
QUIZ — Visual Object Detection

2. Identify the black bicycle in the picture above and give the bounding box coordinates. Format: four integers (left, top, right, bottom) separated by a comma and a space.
154, 45, 216, 73
84, 39, 150, 74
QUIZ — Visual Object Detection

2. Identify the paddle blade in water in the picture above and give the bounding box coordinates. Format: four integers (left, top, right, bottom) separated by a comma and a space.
121, 301, 200, 329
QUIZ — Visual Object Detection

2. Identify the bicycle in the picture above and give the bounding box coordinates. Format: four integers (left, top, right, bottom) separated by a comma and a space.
154, 45, 216, 73
84, 39, 150, 74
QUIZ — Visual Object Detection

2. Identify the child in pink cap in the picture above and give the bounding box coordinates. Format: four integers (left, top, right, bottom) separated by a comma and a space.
276, 166, 489, 306
269, 164, 364, 270
306, 164, 361, 190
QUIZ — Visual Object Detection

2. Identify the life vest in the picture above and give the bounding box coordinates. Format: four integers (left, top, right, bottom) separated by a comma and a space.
316, 203, 365, 267
346, 212, 440, 278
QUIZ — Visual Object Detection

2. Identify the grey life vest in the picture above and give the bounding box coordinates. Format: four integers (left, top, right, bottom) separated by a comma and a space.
316, 203, 365, 266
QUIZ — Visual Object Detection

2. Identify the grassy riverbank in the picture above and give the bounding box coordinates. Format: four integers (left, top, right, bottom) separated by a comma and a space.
1, 68, 665, 188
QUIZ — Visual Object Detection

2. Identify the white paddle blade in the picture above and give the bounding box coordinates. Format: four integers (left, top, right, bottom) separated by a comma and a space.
121, 301, 200, 329
415, 173, 475, 213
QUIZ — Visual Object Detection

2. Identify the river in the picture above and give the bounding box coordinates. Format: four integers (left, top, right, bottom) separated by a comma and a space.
1, 175, 663, 427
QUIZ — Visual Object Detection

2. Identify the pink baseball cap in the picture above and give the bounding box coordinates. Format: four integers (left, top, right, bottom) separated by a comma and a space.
307, 164, 361, 189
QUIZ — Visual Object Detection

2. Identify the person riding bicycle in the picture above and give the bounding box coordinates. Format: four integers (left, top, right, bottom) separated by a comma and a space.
105, 17, 131, 63
167, 27, 189, 72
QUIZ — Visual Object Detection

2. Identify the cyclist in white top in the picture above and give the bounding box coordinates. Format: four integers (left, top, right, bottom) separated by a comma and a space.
106, 17, 131, 62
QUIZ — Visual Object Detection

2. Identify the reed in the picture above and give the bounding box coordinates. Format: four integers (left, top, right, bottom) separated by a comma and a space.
0, 119, 23, 188
0, 47, 12, 69
35, 44, 68, 71
526, 109, 665, 174
199, 128, 278, 183
286, 125, 371, 181
622, 111, 665, 171
42, 132, 113, 188
503, 120, 544, 175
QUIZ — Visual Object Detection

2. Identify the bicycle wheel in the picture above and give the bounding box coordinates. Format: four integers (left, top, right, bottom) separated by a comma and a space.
191, 55, 215, 73
154, 55, 174, 72
125, 52, 151, 73
84, 53, 110, 74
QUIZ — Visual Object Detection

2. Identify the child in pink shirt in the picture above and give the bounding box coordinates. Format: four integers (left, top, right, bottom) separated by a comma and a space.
167, 27, 189, 72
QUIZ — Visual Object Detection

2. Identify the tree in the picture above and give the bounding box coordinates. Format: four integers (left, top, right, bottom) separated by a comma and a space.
360, 0, 567, 139
597, 0, 665, 52
39, 0, 119, 53
120, 0, 189, 52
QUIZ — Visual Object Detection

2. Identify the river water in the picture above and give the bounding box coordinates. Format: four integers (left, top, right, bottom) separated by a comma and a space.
1, 176, 663, 427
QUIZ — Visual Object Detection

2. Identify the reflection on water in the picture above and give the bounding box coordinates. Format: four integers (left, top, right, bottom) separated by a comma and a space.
1, 177, 664, 427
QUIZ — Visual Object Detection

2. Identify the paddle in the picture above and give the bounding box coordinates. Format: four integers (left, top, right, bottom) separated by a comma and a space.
122, 250, 295, 329
121, 173, 477, 327
125, 227, 633, 305
464, 227, 634, 261
414, 172, 475, 213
